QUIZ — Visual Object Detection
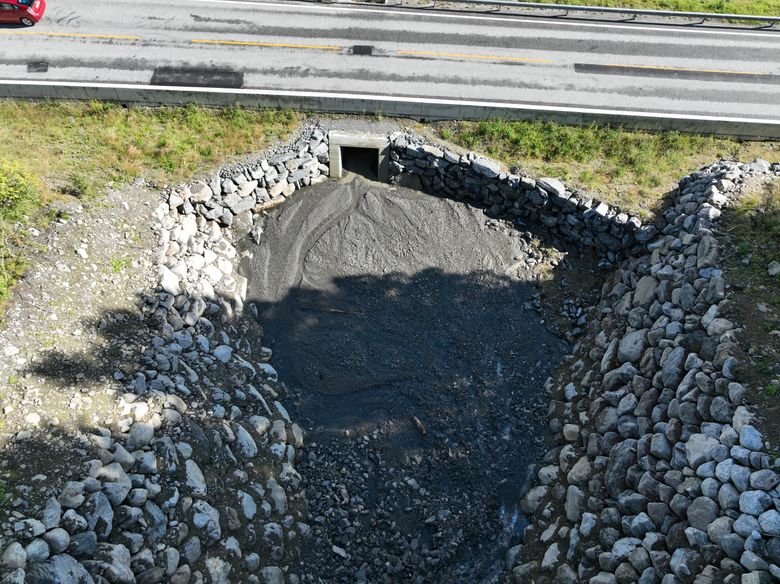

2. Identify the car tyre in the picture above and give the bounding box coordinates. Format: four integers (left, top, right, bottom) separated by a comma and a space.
20, 17, 34, 26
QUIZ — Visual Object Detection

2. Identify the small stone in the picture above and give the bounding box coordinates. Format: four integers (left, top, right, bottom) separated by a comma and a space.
618, 330, 646, 364
41, 498, 61, 529
541, 543, 560, 570
159, 266, 181, 296
739, 425, 763, 451
1, 543, 26, 570
42, 528, 70, 555
741, 549, 769, 571
68, 530, 98, 558
685, 434, 719, 469
14, 519, 45, 540
235, 425, 258, 458
185, 460, 207, 497
537, 177, 566, 197
260, 566, 285, 584
751, 469, 780, 491
23, 539, 49, 562
687, 497, 719, 532
213, 345, 232, 363
759, 510, 780, 536
192, 500, 221, 545
740, 490, 773, 516
129, 422, 155, 449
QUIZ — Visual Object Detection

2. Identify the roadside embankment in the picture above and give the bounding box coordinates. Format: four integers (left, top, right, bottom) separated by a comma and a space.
0, 120, 779, 584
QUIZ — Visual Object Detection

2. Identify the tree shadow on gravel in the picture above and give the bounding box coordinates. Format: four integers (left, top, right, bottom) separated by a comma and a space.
243, 266, 582, 583
21, 306, 147, 389
0, 285, 303, 580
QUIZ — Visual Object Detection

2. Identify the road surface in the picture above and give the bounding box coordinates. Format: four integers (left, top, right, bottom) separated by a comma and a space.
0, 0, 779, 120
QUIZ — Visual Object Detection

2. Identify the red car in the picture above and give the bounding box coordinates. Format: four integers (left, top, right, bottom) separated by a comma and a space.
0, 0, 45, 26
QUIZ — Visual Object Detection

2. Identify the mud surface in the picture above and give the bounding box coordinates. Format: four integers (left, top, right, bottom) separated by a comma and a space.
240, 177, 569, 583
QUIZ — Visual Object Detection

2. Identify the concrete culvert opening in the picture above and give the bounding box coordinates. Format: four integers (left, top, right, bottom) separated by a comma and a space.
240, 170, 600, 582
340, 146, 379, 180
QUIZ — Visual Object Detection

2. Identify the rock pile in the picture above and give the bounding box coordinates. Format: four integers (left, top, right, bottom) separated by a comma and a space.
508, 159, 780, 583
0, 127, 330, 583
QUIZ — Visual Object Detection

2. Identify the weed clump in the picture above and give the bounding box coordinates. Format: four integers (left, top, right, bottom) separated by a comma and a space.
0, 161, 40, 303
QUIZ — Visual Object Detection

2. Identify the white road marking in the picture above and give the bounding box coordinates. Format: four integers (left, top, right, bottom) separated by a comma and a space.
1, 78, 778, 126
184, 0, 780, 39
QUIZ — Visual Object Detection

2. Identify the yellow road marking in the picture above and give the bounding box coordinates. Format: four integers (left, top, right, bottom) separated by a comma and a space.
397, 50, 551, 64
601, 63, 763, 76
0, 31, 139, 40
192, 39, 341, 51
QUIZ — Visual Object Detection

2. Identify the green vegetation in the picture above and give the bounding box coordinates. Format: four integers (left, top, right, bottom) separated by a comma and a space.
0, 100, 300, 311
514, 0, 780, 16
437, 120, 778, 217
0, 101, 300, 195
722, 180, 780, 446
727, 180, 780, 262
725, 180, 780, 308
110, 257, 133, 274
0, 161, 41, 303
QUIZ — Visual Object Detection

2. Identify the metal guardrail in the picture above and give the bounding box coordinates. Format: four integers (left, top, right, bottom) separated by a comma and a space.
397, 0, 780, 25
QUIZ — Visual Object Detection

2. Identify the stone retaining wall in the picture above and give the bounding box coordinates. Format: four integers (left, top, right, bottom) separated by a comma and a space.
511, 160, 780, 584
388, 133, 654, 263
0, 127, 330, 584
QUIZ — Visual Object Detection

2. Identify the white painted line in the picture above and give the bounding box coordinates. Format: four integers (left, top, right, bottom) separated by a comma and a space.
186, 0, 780, 39
1, 78, 778, 126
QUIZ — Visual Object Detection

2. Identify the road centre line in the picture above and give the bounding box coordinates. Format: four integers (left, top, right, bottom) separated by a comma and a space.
0, 31, 139, 40
397, 49, 552, 63
192, 39, 341, 50
186, 0, 780, 39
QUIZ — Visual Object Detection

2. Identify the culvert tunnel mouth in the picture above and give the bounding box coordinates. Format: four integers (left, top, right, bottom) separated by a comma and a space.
239, 175, 589, 582
340, 146, 380, 180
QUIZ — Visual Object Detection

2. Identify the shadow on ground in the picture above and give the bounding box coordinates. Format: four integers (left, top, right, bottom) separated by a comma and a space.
235, 176, 598, 582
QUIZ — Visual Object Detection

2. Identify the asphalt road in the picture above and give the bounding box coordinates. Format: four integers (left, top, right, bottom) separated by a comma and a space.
0, 0, 779, 119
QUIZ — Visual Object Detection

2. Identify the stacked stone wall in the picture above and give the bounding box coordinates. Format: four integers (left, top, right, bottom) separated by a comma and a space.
0, 126, 329, 584
388, 133, 654, 263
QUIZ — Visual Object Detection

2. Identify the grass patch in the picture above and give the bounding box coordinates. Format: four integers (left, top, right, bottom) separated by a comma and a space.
724, 180, 780, 307
0, 161, 41, 303
110, 257, 133, 274
721, 180, 780, 449
727, 180, 780, 257
435, 120, 778, 218
0, 101, 300, 196
0, 100, 301, 310
512, 0, 780, 16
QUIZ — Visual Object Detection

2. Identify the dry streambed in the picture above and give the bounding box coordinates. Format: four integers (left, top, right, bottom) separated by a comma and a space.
0, 125, 778, 584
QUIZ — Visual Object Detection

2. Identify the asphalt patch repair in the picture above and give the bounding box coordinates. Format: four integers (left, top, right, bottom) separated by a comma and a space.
239, 176, 588, 583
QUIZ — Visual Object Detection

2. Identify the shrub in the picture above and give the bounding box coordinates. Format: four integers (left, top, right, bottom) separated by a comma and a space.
0, 160, 38, 222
